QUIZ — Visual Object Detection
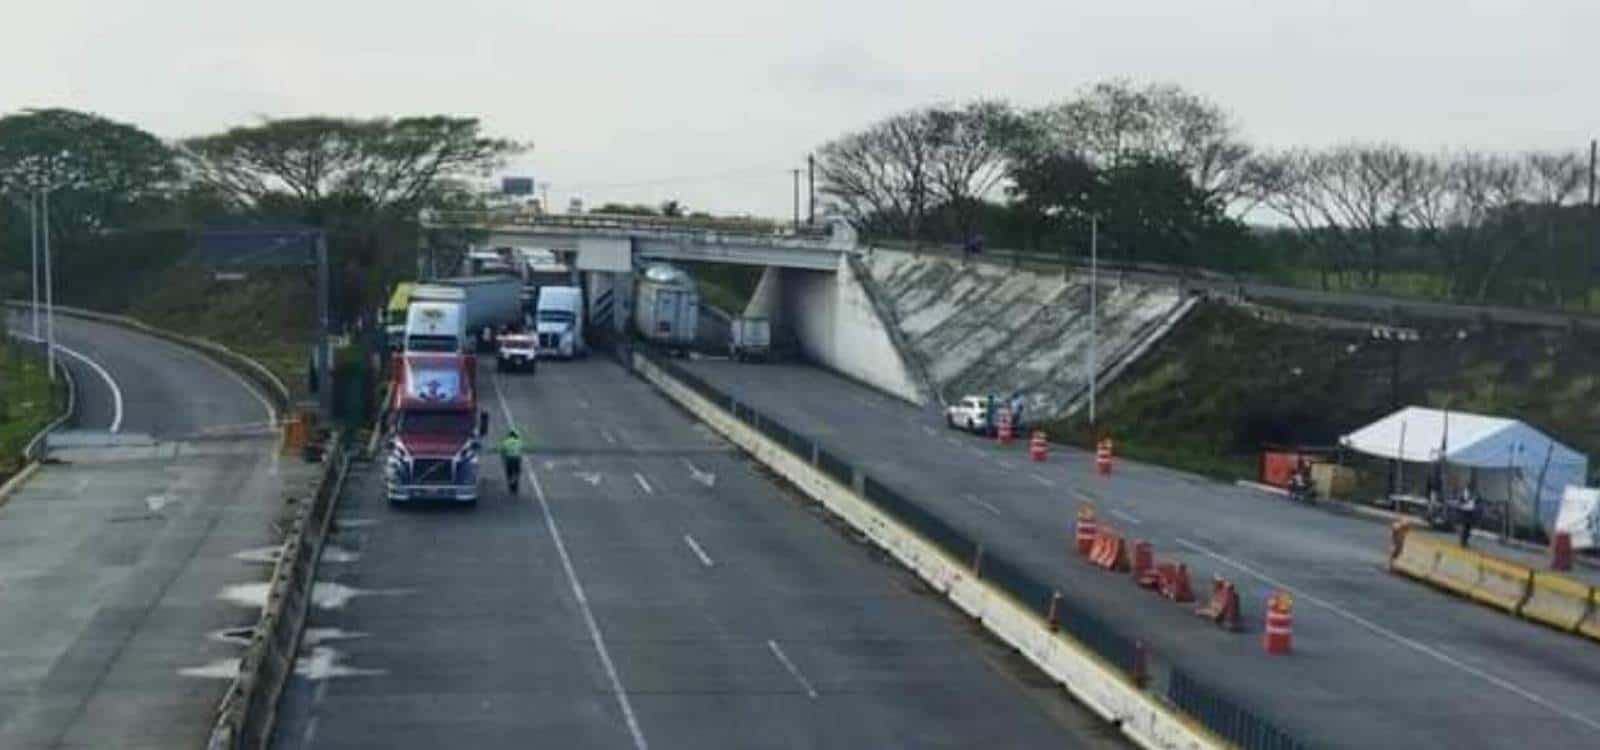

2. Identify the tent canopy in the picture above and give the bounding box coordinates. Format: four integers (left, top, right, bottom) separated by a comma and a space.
1340, 406, 1588, 528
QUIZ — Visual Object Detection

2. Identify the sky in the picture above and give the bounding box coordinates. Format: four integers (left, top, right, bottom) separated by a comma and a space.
2, 0, 1595, 219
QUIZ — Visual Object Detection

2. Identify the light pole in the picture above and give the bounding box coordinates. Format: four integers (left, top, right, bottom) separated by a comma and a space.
41, 188, 56, 383
1089, 215, 1099, 426
29, 191, 40, 339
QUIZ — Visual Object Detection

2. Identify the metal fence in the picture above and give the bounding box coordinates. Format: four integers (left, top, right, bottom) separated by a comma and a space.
639, 347, 1307, 750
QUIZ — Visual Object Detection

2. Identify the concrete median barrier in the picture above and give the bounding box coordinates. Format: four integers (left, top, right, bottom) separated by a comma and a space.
1468, 555, 1533, 614
1581, 590, 1600, 642
1390, 530, 1443, 580
1521, 572, 1595, 632
1429, 545, 1483, 597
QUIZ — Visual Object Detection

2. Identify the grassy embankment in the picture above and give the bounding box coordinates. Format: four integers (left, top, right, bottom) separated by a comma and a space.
0, 340, 64, 478
677, 261, 764, 315
1046, 303, 1600, 489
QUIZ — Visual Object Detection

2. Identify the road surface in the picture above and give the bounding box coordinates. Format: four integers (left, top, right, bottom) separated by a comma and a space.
272, 357, 1122, 749
682, 358, 1600, 749
0, 312, 307, 749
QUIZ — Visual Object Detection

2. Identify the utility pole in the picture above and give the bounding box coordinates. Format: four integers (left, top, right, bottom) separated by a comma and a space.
1588, 139, 1596, 312
1089, 215, 1098, 427
791, 169, 802, 229
807, 154, 816, 226
316, 232, 332, 418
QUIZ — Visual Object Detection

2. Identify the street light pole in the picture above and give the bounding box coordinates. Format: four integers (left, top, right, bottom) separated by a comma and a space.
29, 191, 40, 339
1089, 215, 1098, 426
42, 189, 56, 382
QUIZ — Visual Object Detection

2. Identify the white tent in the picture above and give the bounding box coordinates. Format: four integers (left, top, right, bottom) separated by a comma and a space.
1339, 406, 1588, 529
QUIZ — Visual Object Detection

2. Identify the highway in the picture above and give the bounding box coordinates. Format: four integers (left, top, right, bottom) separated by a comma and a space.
272, 357, 1122, 749
0, 312, 305, 749
682, 358, 1600, 749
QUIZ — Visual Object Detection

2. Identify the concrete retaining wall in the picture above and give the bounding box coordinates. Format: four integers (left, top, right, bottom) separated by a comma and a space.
632, 351, 1221, 750
859, 249, 1188, 419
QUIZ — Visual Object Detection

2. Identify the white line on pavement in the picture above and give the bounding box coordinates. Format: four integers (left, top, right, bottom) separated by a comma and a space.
634, 472, 654, 495
1174, 537, 1600, 734
767, 639, 818, 699
600, 428, 617, 445
962, 493, 1002, 516
15, 333, 123, 433
683, 535, 714, 567
1110, 509, 1141, 525
1029, 474, 1055, 488
492, 373, 649, 750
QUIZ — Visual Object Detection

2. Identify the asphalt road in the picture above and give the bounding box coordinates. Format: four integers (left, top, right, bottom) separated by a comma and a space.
0, 312, 307, 749
682, 359, 1600, 749
271, 357, 1123, 749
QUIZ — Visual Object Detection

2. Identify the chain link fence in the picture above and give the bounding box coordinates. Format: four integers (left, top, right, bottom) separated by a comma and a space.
640, 348, 1307, 750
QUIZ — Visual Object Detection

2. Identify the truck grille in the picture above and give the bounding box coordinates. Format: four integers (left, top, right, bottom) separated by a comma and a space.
539, 333, 557, 348
411, 458, 453, 485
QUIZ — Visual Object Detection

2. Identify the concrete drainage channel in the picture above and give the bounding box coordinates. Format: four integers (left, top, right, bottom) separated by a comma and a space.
629, 347, 1305, 750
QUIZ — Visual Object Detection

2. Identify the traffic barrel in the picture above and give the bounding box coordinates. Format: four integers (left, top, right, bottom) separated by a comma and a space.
1551, 532, 1574, 572
1029, 430, 1047, 462
1095, 438, 1114, 477
1157, 561, 1195, 602
996, 409, 1013, 444
1132, 540, 1159, 588
1263, 590, 1293, 654
1195, 576, 1241, 631
1074, 503, 1097, 557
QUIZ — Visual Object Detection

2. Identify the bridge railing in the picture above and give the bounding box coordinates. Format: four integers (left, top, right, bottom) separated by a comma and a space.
637, 345, 1308, 750
426, 209, 835, 242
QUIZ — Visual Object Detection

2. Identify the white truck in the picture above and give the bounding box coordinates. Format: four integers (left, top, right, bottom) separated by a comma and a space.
634, 264, 699, 353
729, 316, 771, 361
405, 300, 467, 353
496, 332, 538, 373
534, 286, 586, 359
945, 395, 993, 434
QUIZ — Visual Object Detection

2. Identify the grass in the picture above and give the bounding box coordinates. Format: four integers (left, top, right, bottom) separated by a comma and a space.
124, 266, 314, 402
676, 261, 765, 316
0, 340, 64, 477
1041, 303, 1600, 488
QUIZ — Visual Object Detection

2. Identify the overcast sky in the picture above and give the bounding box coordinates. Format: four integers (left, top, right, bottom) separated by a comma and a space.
3, 0, 1595, 218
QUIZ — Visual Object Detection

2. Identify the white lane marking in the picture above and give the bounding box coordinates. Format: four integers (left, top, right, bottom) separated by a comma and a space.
767, 640, 818, 699
15, 333, 123, 432
1029, 474, 1055, 488
683, 535, 714, 567
492, 373, 649, 750
684, 460, 716, 488
920, 425, 938, 437
578, 396, 592, 409
1174, 537, 1600, 733
634, 472, 654, 495
962, 493, 1002, 516
998, 459, 1017, 470
599, 428, 617, 445
1110, 509, 1141, 525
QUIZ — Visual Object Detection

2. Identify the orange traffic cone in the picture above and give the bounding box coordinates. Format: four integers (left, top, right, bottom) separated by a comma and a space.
1263, 590, 1293, 654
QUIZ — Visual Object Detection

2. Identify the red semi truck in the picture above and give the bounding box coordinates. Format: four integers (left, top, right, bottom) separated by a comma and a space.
384, 352, 488, 504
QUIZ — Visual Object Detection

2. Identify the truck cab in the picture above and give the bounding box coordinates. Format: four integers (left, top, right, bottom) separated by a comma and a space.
385, 353, 487, 504
534, 286, 586, 358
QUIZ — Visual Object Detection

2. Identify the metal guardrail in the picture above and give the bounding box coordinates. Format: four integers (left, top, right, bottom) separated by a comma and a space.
207, 437, 349, 750
429, 209, 831, 241
639, 348, 1307, 750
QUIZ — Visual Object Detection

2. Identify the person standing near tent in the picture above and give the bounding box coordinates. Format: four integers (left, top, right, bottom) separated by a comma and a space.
1457, 481, 1480, 547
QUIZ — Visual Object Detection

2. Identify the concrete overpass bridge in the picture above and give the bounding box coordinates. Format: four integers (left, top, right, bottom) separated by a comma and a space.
421, 211, 933, 405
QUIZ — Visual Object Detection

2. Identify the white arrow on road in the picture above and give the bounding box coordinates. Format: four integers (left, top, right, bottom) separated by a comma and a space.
576, 472, 603, 486
685, 460, 716, 488
145, 495, 176, 514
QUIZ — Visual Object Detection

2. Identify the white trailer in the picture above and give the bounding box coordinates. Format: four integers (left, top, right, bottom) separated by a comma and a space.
729, 316, 771, 361
634, 264, 699, 352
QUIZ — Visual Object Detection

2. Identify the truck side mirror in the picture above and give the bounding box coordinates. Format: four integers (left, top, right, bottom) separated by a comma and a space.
479, 411, 490, 437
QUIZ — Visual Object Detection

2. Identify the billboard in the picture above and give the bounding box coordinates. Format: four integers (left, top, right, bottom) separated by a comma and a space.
502, 176, 535, 195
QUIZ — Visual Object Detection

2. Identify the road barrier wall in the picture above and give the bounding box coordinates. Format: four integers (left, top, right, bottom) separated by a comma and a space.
1391, 528, 1600, 642
632, 347, 1307, 750
206, 438, 349, 750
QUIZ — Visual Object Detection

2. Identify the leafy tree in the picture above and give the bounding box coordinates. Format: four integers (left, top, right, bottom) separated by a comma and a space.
0, 108, 179, 242
593, 203, 659, 217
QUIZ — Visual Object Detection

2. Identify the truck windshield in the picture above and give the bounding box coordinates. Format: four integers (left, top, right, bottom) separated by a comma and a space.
537, 310, 575, 323
397, 412, 474, 434
406, 335, 458, 352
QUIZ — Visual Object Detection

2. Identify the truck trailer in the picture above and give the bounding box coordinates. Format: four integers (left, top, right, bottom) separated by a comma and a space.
436, 276, 523, 348
633, 264, 699, 352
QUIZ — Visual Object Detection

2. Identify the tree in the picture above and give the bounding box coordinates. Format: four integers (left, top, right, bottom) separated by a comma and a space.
1040, 81, 1253, 210
816, 108, 944, 242
0, 108, 179, 242
1092, 155, 1246, 267
926, 101, 1020, 239
182, 116, 523, 221
1003, 115, 1098, 254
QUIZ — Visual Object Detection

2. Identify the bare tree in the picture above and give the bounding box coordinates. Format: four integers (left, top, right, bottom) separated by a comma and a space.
927, 101, 1019, 239
816, 109, 943, 242
1042, 81, 1254, 211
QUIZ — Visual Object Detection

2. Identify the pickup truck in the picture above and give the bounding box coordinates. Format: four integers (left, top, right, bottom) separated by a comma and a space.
945, 395, 991, 433
496, 333, 538, 373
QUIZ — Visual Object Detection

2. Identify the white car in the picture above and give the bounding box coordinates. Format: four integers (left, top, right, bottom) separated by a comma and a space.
945, 396, 991, 433
496, 333, 538, 373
